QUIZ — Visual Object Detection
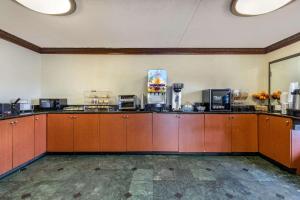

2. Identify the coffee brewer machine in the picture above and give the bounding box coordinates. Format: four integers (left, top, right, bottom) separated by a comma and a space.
287, 89, 300, 117
171, 83, 184, 111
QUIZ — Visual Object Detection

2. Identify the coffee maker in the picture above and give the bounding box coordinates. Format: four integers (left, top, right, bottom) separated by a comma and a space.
171, 83, 184, 111
287, 89, 300, 117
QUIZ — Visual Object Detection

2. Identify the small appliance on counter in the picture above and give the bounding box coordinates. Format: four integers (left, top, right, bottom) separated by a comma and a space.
171, 83, 184, 111
288, 82, 299, 108
19, 99, 33, 113
287, 89, 300, 117
39, 98, 68, 110
0, 103, 12, 115
202, 89, 231, 111
10, 98, 33, 114
146, 69, 169, 111
118, 95, 138, 110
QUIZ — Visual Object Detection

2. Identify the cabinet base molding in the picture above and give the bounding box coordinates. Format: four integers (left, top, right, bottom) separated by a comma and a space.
0, 153, 46, 180
259, 153, 297, 174
46, 152, 259, 156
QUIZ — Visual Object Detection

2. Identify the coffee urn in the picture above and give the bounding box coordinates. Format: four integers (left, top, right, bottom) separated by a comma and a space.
287, 89, 300, 116
171, 83, 184, 111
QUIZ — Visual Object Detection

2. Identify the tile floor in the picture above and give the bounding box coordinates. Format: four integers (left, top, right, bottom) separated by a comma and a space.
1, 155, 300, 200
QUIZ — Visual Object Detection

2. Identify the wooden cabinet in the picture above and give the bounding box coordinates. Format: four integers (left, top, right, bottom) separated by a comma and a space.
291, 130, 300, 174
258, 115, 273, 157
74, 114, 99, 152
47, 114, 74, 152
259, 115, 293, 168
0, 120, 13, 175
231, 114, 258, 152
12, 116, 35, 168
126, 114, 153, 152
179, 114, 205, 152
153, 114, 179, 152
205, 114, 231, 152
100, 114, 126, 152
270, 116, 292, 167
34, 114, 47, 157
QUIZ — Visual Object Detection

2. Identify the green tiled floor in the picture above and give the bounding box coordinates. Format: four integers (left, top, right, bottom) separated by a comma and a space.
1, 155, 300, 199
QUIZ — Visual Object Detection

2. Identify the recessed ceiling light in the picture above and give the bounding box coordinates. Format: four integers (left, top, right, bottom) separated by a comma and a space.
231, 0, 294, 16
14, 0, 76, 15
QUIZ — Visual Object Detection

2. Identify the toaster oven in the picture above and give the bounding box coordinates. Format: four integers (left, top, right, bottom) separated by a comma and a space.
118, 95, 137, 110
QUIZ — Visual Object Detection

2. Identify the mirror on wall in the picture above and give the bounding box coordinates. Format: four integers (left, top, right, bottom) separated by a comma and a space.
269, 53, 300, 108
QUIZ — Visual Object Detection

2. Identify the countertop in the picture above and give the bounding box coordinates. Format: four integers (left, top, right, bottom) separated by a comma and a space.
1, 110, 300, 121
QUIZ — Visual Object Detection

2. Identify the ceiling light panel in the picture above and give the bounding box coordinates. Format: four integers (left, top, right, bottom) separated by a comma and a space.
232, 0, 294, 16
14, 0, 76, 15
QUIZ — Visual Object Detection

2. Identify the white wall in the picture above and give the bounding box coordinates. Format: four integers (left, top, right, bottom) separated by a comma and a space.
41, 54, 266, 104
0, 39, 41, 103
266, 41, 300, 95
266, 41, 300, 62
3, 38, 299, 106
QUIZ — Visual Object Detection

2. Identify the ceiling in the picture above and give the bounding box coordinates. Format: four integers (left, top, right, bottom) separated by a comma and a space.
0, 0, 300, 48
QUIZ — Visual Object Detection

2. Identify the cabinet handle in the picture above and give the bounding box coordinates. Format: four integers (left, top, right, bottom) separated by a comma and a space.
35, 117, 39, 120
286, 121, 290, 126
10, 121, 14, 125
266, 118, 270, 121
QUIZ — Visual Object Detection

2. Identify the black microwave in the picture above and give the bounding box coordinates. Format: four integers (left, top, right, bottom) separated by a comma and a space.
39, 98, 67, 110
202, 89, 231, 111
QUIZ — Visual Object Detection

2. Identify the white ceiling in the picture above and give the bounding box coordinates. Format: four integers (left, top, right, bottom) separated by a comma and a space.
0, 0, 300, 48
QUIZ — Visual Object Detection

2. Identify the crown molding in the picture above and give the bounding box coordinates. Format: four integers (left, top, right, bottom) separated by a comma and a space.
0, 29, 41, 53
265, 32, 300, 53
0, 28, 299, 55
40, 47, 265, 55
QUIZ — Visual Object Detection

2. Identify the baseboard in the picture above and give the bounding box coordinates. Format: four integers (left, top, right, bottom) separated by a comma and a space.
258, 153, 297, 174
46, 152, 259, 156
0, 153, 46, 180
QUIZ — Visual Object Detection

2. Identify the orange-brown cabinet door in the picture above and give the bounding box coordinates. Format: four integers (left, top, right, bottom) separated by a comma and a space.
74, 114, 99, 152
0, 120, 13, 175
204, 114, 231, 152
179, 114, 205, 152
47, 114, 74, 152
34, 114, 47, 157
258, 115, 273, 158
153, 114, 179, 152
13, 116, 35, 168
126, 113, 153, 152
231, 114, 258, 152
99, 114, 126, 152
271, 116, 292, 167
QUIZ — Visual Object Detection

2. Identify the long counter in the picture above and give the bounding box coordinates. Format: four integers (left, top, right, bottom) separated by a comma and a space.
1, 110, 300, 121
1, 110, 300, 177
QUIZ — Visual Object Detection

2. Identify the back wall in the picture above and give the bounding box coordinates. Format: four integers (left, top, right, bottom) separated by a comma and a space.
41, 54, 266, 104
